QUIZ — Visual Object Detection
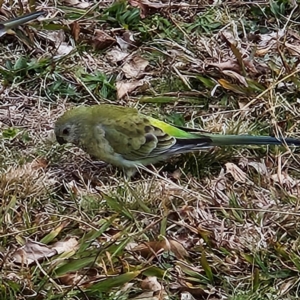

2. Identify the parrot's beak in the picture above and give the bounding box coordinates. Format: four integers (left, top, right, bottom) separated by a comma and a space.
56, 136, 66, 145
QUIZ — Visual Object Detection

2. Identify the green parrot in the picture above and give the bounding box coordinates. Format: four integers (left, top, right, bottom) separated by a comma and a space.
0, 11, 45, 37
55, 104, 300, 175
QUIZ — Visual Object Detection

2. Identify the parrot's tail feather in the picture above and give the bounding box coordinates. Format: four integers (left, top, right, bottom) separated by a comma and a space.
2, 11, 45, 30
169, 134, 300, 155
206, 135, 300, 147
166, 137, 213, 155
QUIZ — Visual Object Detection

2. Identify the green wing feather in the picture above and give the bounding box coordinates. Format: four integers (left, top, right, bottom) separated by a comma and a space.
147, 117, 197, 138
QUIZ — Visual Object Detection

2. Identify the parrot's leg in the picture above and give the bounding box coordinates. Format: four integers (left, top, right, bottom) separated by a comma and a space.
124, 167, 137, 179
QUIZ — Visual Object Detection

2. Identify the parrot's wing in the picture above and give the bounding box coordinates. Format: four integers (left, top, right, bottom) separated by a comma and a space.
99, 112, 213, 162
99, 114, 176, 161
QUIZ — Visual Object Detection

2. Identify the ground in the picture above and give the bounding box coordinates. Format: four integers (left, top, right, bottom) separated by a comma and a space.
1, 0, 300, 299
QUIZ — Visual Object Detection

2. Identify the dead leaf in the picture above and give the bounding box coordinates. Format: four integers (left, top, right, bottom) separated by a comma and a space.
63, 0, 79, 4
128, 0, 155, 18
238, 100, 248, 110
140, 276, 162, 291
222, 70, 248, 87
116, 80, 146, 99
70, 21, 80, 42
256, 29, 285, 56
13, 240, 56, 265
169, 280, 206, 297
122, 31, 135, 45
106, 48, 129, 63
131, 291, 165, 300
243, 58, 258, 74
59, 273, 86, 286
92, 29, 115, 50
132, 239, 189, 259
44, 30, 74, 56
132, 0, 184, 10
238, 157, 248, 168
122, 56, 149, 79
218, 79, 248, 95
169, 239, 190, 259
225, 162, 248, 183
248, 161, 268, 175
256, 46, 272, 56
29, 158, 48, 170
62, 0, 92, 8
259, 29, 285, 48
45, 30, 65, 44
59, 269, 98, 286
52, 238, 78, 254
57, 43, 73, 56
207, 60, 240, 72
270, 172, 300, 189
284, 42, 300, 55
12, 238, 79, 265
116, 31, 136, 51
170, 169, 182, 180
222, 31, 238, 46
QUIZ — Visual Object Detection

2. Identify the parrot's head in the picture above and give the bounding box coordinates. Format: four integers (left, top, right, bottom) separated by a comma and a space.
55, 106, 92, 146
54, 115, 81, 146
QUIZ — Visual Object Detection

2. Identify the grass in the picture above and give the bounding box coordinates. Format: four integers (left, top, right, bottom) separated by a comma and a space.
1, 0, 300, 299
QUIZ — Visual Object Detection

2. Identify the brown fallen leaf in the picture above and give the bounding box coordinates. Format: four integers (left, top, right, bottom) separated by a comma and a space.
57, 43, 73, 56
12, 238, 78, 265
70, 21, 80, 42
218, 79, 248, 95
222, 70, 248, 87
169, 281, 207, 297
270, 172, 300, 189
122, 56, 149, 79
13, 240, 57, 265
92, 29, 115, 50
132, 239, 189, 259
116, 80, 146, 99
169, 239, 190, 259
52, 237, 78, 254
140, 276, 162, 291
44, 30, 74, 56
256, 29, 285, 56
62, 0, 92, 8
248, 160, 268, 176
59, 268, 98, 286
285, 42, 300, 55
131, 291, 167, 300
207, 60, 240, 72
106, 48, 129, 63
225, 162, 249, 183
116, 31, 136, 51
30, 158, 48, 170
59, 273, 86, 286
128, 0, 154, 18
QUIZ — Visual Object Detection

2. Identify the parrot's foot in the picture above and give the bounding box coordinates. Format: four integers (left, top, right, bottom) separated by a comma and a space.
124, 167, 137, 179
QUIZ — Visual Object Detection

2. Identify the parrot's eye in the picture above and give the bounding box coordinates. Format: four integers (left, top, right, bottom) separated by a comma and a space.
62, 128, 70, 135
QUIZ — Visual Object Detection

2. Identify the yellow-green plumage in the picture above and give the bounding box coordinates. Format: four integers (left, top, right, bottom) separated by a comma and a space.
55, 104, 300, 173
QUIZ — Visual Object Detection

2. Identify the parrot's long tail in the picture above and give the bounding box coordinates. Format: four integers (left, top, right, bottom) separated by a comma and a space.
1, 11, 45, 30
205, 134, 300, 147
171, 134, 300, 155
